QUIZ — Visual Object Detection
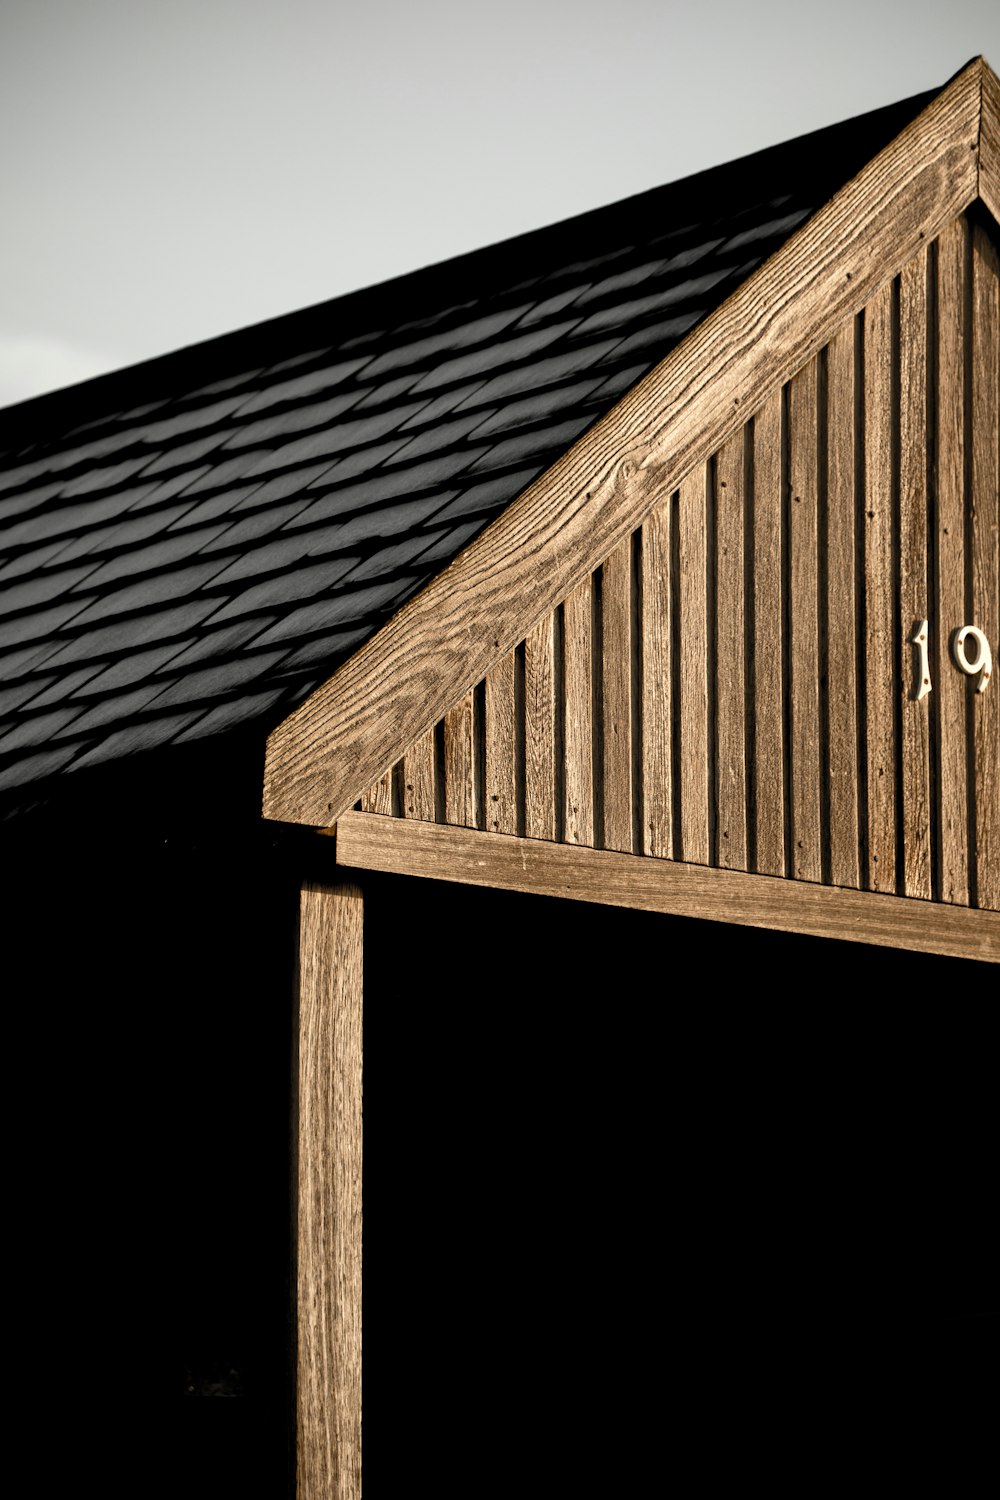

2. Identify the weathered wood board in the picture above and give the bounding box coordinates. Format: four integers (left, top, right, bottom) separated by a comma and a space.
266, 61, 985, 829
360, 212, 1000, 919
297, 880, 363, 1500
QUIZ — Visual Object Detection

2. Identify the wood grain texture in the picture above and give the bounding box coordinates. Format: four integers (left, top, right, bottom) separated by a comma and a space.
971, 222, 1000, 910
361, 770, 393, 816
403, 728, 437, 821
898, 248, 933, 898
335, 812, 1000, 962
562, 576, 594, 846
752, 391, 786, 876
935, 217, 970, 903
297, 878, 363, 1500
601, 536, 633, 852
863, 279, 897, 892
264, 62, 982, 827
356, 211, 995, 924
485, 652, 517, 835
641, 499, 671, 857
980, 60, 1000, 224
825, 320, 861, 888
678, 466, 710, 864
524, 613, 557, 840
714, 430, 747, 869
444, 689, 477, 828
787, 358, 823, 882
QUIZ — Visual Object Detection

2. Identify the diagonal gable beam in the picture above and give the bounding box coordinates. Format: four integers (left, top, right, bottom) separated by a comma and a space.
265, 59, 984, 827
980, 59, 1000, 223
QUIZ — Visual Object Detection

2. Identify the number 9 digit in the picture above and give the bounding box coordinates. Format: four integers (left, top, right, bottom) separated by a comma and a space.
951, 626, 993, 694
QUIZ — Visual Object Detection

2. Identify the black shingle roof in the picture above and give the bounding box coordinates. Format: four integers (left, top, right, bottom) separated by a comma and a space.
0, 87, 935, 804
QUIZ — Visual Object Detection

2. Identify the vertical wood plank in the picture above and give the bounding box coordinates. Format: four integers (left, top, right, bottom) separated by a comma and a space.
825, 320, 861, 888
863, 279, 897, 892
971, 223, 1000, 911
715, 429, 747, 869
297, 878, 363, 1500
360, 770, 393, 816
898, 248, 933, 898
602, 535, 633, 853
679, 465, 710, 865
402, 728, 437, 822
752, 391, 785, 876
935, 218, 969, 904
524, 613, 557, 840
563, 576, 594, 847
641, 500, 671, 858
485, 652, 517, 834
444, 690, 477, 828
788, 357, 823, 882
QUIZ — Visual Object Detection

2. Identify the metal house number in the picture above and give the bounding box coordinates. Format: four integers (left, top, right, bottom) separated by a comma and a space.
910, 619, 993, 698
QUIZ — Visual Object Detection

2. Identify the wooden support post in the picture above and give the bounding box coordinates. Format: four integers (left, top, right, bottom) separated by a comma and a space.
297, 878, 363, 1500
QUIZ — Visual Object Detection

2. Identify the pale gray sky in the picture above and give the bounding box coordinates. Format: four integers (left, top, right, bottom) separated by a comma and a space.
2, 0, 999, 407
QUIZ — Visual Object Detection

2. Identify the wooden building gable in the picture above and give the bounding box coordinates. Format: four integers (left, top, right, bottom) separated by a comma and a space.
4, 60, 999, 1500
268, 61, 1000, 963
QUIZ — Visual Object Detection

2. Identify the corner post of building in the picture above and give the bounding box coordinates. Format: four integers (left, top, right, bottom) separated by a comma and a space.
296, 872, 363, 1500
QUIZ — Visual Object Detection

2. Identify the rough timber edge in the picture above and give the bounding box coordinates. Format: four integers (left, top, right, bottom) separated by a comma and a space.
264, 58, 985, 829
334, 813, 1000, 964
980, 59, 1000, 223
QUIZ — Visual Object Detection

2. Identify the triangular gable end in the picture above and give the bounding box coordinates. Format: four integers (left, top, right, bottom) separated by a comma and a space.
351, 206, 998, 926
264, 59, 990, 831
264, 61, 1000, 959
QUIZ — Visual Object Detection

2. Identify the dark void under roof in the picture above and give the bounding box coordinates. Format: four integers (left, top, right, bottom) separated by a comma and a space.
0, 86, 936, 811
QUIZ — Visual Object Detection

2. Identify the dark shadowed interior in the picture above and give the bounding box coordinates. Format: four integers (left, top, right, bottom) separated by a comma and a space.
4, 759, 995, 1493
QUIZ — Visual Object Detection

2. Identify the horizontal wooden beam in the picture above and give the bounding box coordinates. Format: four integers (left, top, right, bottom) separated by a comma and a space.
264, 60, 982, 827
335, 812, 1000, 963
980, 59, 1000, 223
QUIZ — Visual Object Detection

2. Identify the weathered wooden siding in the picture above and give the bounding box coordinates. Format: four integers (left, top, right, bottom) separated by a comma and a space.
361, 212, 1000, 912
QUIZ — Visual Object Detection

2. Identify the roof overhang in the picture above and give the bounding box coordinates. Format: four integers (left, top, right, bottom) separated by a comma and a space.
265, 58, 996, 828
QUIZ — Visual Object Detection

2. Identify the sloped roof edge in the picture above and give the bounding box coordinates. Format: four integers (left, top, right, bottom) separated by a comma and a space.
4, 75, 953, 811
0, 81, 945, 451
980, 58, 1000, 220
264, 57, 991, 827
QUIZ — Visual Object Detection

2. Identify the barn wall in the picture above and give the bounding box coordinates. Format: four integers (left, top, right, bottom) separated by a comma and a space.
362, 211, 1000, 913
